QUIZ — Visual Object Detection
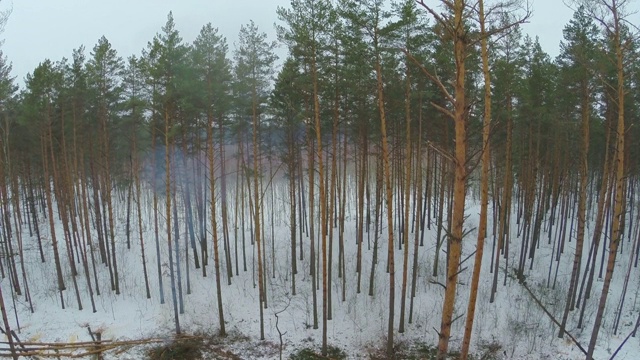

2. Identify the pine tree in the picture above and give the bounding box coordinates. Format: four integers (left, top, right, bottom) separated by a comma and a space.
277, 1, 337, 353
145, 11, 190, 334
122, 55, 152, 300
22, 60, 67, 301
556, 6, 599, 338
234, 20, 277, 340
578, 1, 637, 357
270, 57, 305, 296
86, 35, 125, 295
192, 22, 233, 336
460, 0, 491, 356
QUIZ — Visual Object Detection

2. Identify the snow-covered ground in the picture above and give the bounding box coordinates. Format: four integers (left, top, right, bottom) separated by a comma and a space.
2, 166, 640, 359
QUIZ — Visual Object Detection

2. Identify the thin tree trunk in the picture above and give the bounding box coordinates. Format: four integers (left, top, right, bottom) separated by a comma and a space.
409, 93, 424, 324
339, 132, 348, 302
101, 107, 119, 295
165, 109, 181, 335
559, 80, 590, 337
252, 85, 266, 341
369, 153, 383, 297
399, 61, 412, 333
43, 126, 66, 297
152, 122, 165, 304
289, 134, 297, 295
374, 36, 396, 358
0, 283, 17, 360
356, 125, 366, 294
209, 111, 226, 336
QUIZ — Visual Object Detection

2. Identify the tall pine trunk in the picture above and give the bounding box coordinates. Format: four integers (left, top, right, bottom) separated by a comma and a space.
208, 112, 226, 336
586, 17, 627, 359
437, 1, 467, 357
374, 33, 396, 358
559, 79, 590, 337
461, 1, 491, 355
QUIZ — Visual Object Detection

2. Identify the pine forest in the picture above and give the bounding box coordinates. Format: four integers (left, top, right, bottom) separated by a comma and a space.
0, 0, 638, 359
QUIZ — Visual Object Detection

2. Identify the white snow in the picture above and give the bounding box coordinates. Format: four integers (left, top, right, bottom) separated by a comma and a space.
1, 164, 639, 360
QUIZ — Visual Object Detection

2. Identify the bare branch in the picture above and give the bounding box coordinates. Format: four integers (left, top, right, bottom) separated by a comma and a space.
468, 1, 532, 47
451, 266, 468, 279
416, 0, 454, 35
429, 280, 447, 290
451, 313, 465, 325
430, 101, 456, 120
608, 319, 640, 360
426, 140, 456, 163
520, 280, 588, 355
460, 249, 477, 266
0, 2, 12, 35
480, 11, 531, 39
401, 48, 455, 106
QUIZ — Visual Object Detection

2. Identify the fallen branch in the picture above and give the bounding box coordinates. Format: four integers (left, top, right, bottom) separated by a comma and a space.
519, 279, 587, 356
609, 319, 640, 360
0, 335, 203, 358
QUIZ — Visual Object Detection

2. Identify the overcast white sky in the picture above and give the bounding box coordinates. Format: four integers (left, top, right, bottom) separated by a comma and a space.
0, 0, 630, 88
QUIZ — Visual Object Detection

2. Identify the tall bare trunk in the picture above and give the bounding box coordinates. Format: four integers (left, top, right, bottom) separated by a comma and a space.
43, 124, 66, 298
165, 109, 181, 335
461, 1, 490, 356
374, 35, 396, 358
399, 61, 412, 333
209, 112, 226, 336
437, 1, 467, 357
252, 86, 265, 341
310, 46, 329, 357
559, 79, 590, 338
586, 18, 626, 359
409, 93, 424, 324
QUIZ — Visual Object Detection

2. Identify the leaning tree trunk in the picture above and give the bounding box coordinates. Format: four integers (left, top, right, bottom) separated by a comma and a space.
0, 283, 17, 360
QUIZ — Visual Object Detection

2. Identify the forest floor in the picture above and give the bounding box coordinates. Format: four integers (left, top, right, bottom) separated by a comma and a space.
2, 176, 639, 360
